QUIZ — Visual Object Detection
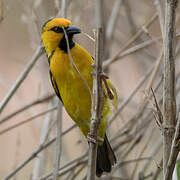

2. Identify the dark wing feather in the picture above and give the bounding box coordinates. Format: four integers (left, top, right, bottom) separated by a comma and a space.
96, 134, 116, 177
49, 70, 63, 104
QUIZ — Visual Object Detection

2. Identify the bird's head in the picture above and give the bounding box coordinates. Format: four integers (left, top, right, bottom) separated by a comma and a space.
41, 18, 81, 56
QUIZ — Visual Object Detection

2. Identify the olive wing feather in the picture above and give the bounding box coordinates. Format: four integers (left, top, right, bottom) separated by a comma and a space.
49, 70, 63, 104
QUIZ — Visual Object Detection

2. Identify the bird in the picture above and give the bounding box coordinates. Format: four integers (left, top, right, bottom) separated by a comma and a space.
41, 18, 117, 177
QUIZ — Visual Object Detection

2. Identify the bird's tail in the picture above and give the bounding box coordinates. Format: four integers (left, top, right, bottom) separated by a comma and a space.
96, 134, 116, 177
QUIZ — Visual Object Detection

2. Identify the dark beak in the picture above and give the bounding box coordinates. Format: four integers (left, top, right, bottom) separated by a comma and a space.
66, 25, 81, 35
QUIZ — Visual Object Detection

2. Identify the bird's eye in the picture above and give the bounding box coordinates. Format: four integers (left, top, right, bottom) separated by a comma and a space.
50, 26, 63, 33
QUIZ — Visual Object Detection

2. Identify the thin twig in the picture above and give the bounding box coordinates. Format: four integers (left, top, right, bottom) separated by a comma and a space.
69, 164, 86, 180
104, 31, 180, 68
83, 30, 180, 71
55, 158, 87, 179
53, 101, 63, 180
117, 157, 152, 167
109, 65, 153, 126
123, 51, 163, 133
103, 13, 158, 68
62, 27, 92, 98
112, 133, 144, 175
106, 0, 122, 40
32, 100, 55, 180
57, 0, 68, 18
123, 0, 137, 36
38, 153, 88, 180
140, 137, 162, 174
130, 127, 155, 178
152, 159, 163, 180
145, 50, 163, 92
0, 93, 55, 125
155, 0, 165, 35
52, 1, 69, 178
2, 124, 77, 180
109, 48, 163, 127
0, 106, 57, 136
0, 46, 44, 114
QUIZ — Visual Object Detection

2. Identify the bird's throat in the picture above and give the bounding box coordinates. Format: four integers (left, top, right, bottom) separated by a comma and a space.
58, 35, 75, 53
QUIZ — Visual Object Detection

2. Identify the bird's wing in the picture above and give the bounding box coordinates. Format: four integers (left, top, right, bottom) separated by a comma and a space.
49, 70, 63, 104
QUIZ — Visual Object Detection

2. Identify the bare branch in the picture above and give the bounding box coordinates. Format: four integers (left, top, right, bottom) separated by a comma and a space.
2, 124, 77, 180
140, 137, 162, 174
106, 0, 122, 40
163, 0, 178, 178
57, 0, 68, 18
109, 49, 163, 126
87, 28, 104, 180
155, 0, 165, 35
0, 106, 57, 136
62, 27, 92, 98
165, 111, 180, 179
103, 13, 158, 68
0, 93, 55, 125
32, 100, 55, 180
38, 153, 88, 180
53, 101, 63, 180
0, 46, 44, 114
109, 66, 153, 125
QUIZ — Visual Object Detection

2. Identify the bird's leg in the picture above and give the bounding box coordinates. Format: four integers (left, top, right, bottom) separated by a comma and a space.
87, 133, 104, 144
101, 72, 114, 100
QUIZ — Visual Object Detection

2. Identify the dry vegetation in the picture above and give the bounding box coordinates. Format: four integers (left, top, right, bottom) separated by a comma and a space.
0, 0, 180, 179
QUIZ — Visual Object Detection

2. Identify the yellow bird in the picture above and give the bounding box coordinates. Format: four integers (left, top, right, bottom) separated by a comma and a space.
41, 18, 117, 177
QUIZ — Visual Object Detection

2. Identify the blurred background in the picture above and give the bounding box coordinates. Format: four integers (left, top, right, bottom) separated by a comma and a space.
0, 0, 180, 179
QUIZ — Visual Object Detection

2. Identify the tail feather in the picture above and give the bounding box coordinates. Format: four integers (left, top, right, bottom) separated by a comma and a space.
96, 134, 116, 177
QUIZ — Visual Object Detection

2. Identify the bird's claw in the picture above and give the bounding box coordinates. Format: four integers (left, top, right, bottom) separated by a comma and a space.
87, 133, 104, 144
87, 133, 97, 144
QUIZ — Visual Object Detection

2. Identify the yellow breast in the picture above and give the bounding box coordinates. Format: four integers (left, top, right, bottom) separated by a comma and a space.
50, 43, 111, 139
50, 44, 94, 135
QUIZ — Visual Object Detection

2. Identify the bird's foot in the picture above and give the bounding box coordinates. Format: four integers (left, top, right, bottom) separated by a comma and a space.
87, 133, 97, 144
87, 133, 104, 144
101, 73, 114, 100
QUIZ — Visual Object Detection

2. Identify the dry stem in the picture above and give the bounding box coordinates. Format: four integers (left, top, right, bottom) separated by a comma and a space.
163, 0, 178, 178
86, 28, 104, 180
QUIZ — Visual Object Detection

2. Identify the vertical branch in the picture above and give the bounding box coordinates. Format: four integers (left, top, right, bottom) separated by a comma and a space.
32, 100, 55, 180
155, 0, 165, 35
53, 100, 63, 180
106, 0, 122, 41
86, 28, 104, 180
56, 0, 68, 18
95, 0, 104, 28
95, 0, 106, 60
53, 0, 68, 179
165, 111, 180, 179
163, 0, 178, 178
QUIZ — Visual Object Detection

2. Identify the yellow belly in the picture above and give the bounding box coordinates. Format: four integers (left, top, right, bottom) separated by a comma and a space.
50, 44, 110, 138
